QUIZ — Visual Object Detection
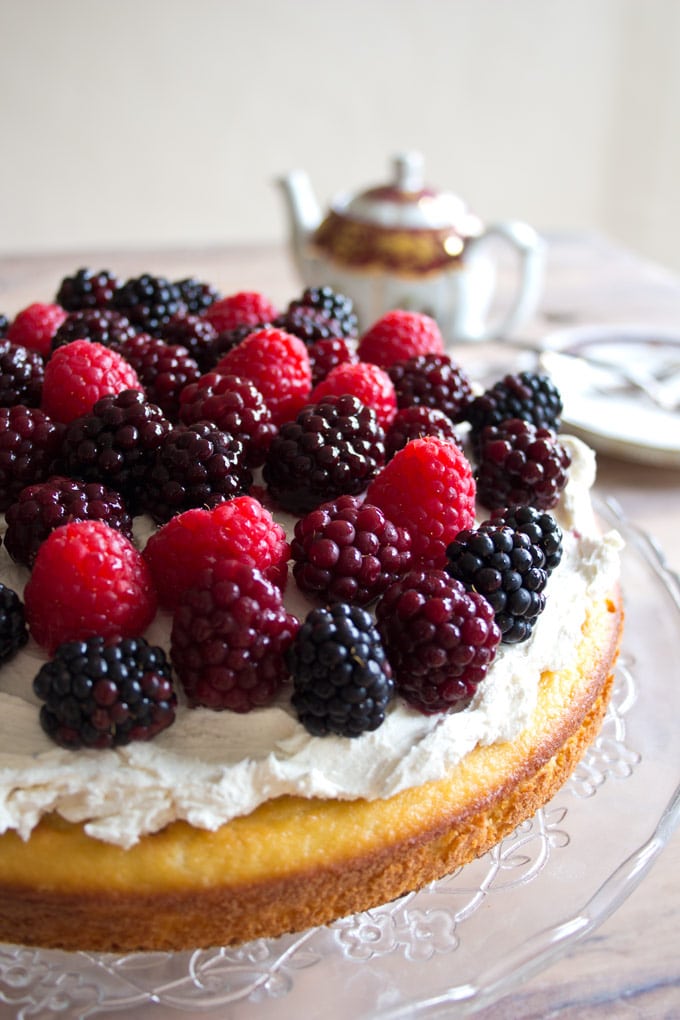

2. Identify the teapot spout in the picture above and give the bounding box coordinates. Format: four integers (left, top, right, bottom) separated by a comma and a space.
277, 170, 322, 278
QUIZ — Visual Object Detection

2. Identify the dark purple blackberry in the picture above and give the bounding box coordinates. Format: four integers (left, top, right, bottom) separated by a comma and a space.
287, 602, 394, 737
387, 354, 474, 423
376, 569, 501, 714
289, 286, 359, 338
0, 406, 64, 512
0, 583, 29, 665
466, 371, 563, 447
55, 268, 122, 311
486, 504, 563, 574
120, 334, 200, 421
178, 372, 276, 469
475, 418, 571, 511
33, 635, 176, 750
0, 314, 10, 338
385, 404, 461, 461
0, 340, 44, 407
174, 276, 222, 315
5, 476, 133, 568
51, 308, 137, 354
59, 389, 172, 513
308, 336, 358, 387
446, 525, 548, 644
263, 394, 386, 514
291, 494, 412, 606
143, 421, 252, 524
273, 306, 344, 344
158, 312, 219, 373
110, 274, 186, 336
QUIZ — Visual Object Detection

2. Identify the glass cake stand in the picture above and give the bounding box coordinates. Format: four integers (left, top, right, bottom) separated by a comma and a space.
1, 498, 679, 1020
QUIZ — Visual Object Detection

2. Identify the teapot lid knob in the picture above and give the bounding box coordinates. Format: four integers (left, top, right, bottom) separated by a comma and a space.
392, 151, 424, 192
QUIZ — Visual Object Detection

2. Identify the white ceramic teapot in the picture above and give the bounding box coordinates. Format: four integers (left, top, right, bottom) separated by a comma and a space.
278, 152, 545, 341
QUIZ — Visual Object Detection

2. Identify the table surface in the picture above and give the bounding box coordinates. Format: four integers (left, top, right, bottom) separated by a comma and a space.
0, 234, 679, 1019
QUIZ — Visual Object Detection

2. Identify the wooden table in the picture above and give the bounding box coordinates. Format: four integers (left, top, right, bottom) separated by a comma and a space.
0, 235, 679, 1018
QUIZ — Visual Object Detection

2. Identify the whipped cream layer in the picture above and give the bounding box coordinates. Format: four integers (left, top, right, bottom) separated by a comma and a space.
0, 437, 622, 848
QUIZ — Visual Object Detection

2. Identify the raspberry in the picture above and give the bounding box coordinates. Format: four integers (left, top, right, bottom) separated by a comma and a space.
215, 327, 312, 428
475, 418, 571, 511
0, 340, 44, 407
385, 405, 461, 461
41, 339, 142, 424
486, 504, 563, 573
388, 353, 473, 423
171, 559, 298, 712
288, 603, 394, 737
310, 361, 397, 430
0, 583, 29, 665
33, 635, 176, 750
208, 322, 268, 369
466, 371, 563, 446
56, 268, 122, 311
143, 495, 289, 610
174, 277, 221, 315
142, 422, 252, 524
111, 274, 186, 336
366, 436, 476, 570
159, 313, 219, 373
51, 309, 136, 354
178, 372, 276, 468
60, 389, 172, 513
120, 334, 200, 421
446, 526, 548, 643
376, 569, 501, 713
24, 520, 157, 654
263, 394, 386, 514
7, 303, 67, 358
0, 406, 64, 512
357, 310, 445, 369
288, 286, 359, 338
4, 476, 133, 568
291, 495, 412, 606
204, 291, 279, 333
307, 336, 358, 387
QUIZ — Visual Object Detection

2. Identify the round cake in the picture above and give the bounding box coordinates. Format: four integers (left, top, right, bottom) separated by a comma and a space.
0, 279, 623, 952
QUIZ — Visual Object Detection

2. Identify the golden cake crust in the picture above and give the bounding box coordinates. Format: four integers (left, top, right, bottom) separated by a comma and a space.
0, 591, 623, 952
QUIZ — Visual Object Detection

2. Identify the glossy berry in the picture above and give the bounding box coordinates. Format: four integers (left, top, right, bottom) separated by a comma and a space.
7, 303, 67, 358
0, 314, 9, 338
388, 353, 474, 423
204, 291, 278, 333
366, 436, 476, 570
33, 635, 176, 750
0, 340, 44, 407
288, 285, 359, 338
41, 339, 142, 424
466, 371, 563, 446
120, 334, 200, 420
385, 404, 461, 461
174, 277, 221, 315
178, 372, 276, 468
307, 335, 358, 387
376, 569, 501, 713
51, 308, 136, 354
291, 494, 412, 606
288, 603, 394, 737
24, 520, 157, 654
0, 583, 29, 665
486, 504, 563, 574
358, 310, 445, 369
171, 559, 298, 712
159, 312, 219, 372
56, 267, 122, 311
475, 418, 571, 511
111, 274, 186, 336
263, 394, 386, 514
0, 406, 64, 512
274, 305, 345, 345
311, 360, 398, 430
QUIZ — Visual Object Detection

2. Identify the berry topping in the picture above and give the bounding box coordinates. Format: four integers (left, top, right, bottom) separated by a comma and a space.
0, 340, 44, 407
310, 360, 397, 430
263, 394, 386, 514
358, 310, 445, 369
24, 520, 157, 654
0, 583, 29, 665
307, 335, 358, 387
51, 308, 136, 354
171, 559, 298, 712
475, 418, 571, 511
143, 495, 289, 610
41, 339, 142, 424
33, 635, 176, 750
288, 602, 394, 737
204, 291, 278, 333
366, 436, 476, 570
111, 274, 187, 336
486, 504, 563, 574
388, 353, 474, 423
288, 285, 359, 338
4, 476, 133, 568
385, 404, 461, 461
291, 494, 412, 606
174, 277, 221, 315
120, 334, 200, 421
178, 372, 276, 468
7, 303, 67, 358
466, 371, 563, 445
376, 569, 501, 714
0, 406, 64, 513
158, 312, 219, 372
56, 268, 122, 311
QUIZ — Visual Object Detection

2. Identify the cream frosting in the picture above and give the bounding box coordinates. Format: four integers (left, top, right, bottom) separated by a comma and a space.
0, 436, 622, 848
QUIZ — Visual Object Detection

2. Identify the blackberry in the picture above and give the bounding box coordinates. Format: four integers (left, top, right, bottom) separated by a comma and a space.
388, 353, 474, 423
0, 340, 44, 407
475, 418, 571, 511
307, 336, 357, 387
158, 312, 219, 373
446, 525, 548, 643
56, 268, 122, 311
174, 276, 221, 315
385, 404, 461, 461
33, 635, 176, 750
143, 421, 252, 524
51, 308, 137, 354
289, 286, 359, 338
0, 314, 9, 338
376, 569, 501, 714
0, 406, 64, 512
263, 394, 386, 514
466, 371, 563, 448
486, 504, 563, 574
288, 602, 394, 737
0, 583, 29, 665
111, 273, 186, 336
291, 494, 412, 606
5, 476, 133, 568
178, 372, 276, 469
120, 334, 200, 421
274, 306, 344, 344
60, 389, 172, 513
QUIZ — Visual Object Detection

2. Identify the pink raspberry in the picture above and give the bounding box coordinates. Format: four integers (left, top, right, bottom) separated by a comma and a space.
204, 291, 279, 333
357, 310, 445, 369
310, 360, 397, 430
7, 303, 67, 358
41, 339, 142, 424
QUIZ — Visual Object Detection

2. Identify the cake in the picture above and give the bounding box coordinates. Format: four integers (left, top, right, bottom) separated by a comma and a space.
0, 277, 623, 952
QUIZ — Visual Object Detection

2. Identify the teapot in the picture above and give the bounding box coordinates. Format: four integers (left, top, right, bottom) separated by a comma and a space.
278, 152, 545, 342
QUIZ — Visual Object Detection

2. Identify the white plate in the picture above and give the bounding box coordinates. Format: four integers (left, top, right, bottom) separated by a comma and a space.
538, 323, 680, 467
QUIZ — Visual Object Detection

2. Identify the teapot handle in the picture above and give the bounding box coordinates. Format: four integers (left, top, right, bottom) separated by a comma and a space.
461, 221, 545, 341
